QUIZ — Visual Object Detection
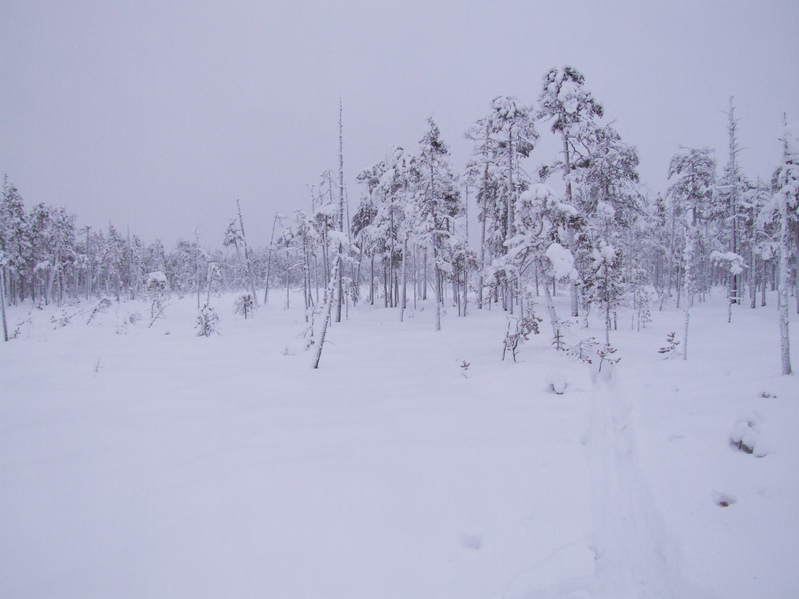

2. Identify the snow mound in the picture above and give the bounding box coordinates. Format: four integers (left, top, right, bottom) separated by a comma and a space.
730, 414, 770, 457
546, 368, 569, 395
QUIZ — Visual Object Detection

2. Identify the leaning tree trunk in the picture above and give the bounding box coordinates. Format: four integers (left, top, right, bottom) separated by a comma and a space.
313, 256, 340, 369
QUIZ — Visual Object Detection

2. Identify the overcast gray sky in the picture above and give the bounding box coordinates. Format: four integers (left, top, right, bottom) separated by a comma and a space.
2, 1, 798, 245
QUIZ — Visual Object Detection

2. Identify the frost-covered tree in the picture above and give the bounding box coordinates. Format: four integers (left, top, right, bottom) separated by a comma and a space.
584, 241, 624, 346
356, 149, 412, 310
1, 180, 31, 304
466, 98, 537, 311
667, 147, 717, 359
571, 124, 641, 324
773, 122, 798, 375
538, 66, 604, 317
507, 184, 580, 338
416, 118, 463, 331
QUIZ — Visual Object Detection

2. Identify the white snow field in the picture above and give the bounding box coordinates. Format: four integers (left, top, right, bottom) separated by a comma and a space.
1, 290, 797, 598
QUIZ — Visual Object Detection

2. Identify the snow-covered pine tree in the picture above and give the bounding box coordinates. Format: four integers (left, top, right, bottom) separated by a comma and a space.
416, 118, 463, 331
667, 147, 717, 360
538, 66, 604, 318
507, 183, 580, 339
1, 181, 31, 304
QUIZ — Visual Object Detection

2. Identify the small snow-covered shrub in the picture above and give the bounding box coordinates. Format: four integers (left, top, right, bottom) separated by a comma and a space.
658, 332, 680, 358
196, 304, 220, 337
596, 344, 620, 372
51, 310, 72, 329
566, 337, 599, 365
115, 312, 141, 335
235, 293, 255, 319
86, 298, 113, 324
146, 271, 169, 322
283, 307, 318, 355
551, 329, 565, 351
459, 360, 471, 379
502, 314, 541, 362
12, 314, 33, 339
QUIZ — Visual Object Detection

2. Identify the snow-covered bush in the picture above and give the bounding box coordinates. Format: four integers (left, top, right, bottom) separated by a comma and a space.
51, 310, 72, 329
235, 293, 255, 319
196, 304, 220, 337
658, 332, 680, 358
502, 314, 541, 362
146, 271, 169, 321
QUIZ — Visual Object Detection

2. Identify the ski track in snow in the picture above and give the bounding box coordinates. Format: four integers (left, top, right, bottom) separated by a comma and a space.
584, 371, 707, 599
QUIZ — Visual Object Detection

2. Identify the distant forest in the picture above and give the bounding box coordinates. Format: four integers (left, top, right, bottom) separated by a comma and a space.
2, 66, 798, 366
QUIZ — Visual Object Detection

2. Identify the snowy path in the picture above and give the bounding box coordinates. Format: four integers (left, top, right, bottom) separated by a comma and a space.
583, 372, 700, 599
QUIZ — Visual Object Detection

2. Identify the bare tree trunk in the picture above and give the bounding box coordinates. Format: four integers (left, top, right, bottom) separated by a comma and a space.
795, 227, 799, 314
434, 259, 441, 331
462, 260, 468, 317
727, 98, 740, 306
400, 235, 408, 322
779, 193, 792, 375
0, 267, 8, 341
237, 199, 259, 306
335, 99, 345, 323
423, 249, 428, 301
369, 254, 374, 305
478, 128, 489, 310
264, 213, 280, 304
543, 273, 559, 339
682, 232, 694, 361
195, 229, 201, 310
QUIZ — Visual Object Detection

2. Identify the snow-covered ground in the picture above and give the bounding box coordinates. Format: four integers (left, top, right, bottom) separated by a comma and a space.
1, 289, 797, 598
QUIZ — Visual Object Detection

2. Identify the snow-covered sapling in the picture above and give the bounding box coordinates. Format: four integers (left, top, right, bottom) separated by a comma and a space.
196, 303, 220, 336
566, 337, 599, 365
145, 271, 169, 325
459, 360, 471, 378
596, 344, 620, 372
235, 293, 255, 319
658, 332, 680, 357
51, 310, 72, 329
551, 329, 564, 351
502, 314, 542, 362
